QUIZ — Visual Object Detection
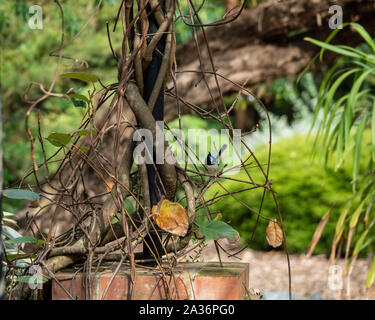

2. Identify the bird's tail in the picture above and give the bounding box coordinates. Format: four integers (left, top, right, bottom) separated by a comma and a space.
218, 144, 227, 157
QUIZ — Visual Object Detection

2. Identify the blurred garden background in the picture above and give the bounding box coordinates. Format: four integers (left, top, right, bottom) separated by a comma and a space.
1, 0, 375, 299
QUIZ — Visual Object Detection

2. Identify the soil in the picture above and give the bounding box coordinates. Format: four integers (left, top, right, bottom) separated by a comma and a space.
201, 241, 375, 300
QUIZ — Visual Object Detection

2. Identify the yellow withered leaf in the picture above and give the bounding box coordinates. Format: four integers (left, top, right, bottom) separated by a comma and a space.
266, 219, 283, 248
105, 181, 114, 192
151, 199, 189, 237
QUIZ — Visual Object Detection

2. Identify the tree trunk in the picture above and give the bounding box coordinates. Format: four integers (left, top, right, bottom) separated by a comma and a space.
142, 5, 166, 263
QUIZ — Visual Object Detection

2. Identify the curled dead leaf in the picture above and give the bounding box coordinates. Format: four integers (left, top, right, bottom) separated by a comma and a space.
151, 199, 189, 237
266, 218, 283, 248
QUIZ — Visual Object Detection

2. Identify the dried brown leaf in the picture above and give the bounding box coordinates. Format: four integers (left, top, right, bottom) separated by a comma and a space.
152, 199, 189, 237
306, 208, 331, 258
266, 218, 283, 248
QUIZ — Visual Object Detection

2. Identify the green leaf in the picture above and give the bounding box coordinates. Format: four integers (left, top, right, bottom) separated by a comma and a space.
308, 63, 338, 132
353, 115, 367, 188
71, 98, 87, 108
346, 69, 375, 142
321, 92, 352, 158
323, 69, 359, 126
335, 121, 344, 168
335, 203, 351, 242
343, 101, 352, 151
317, 22, 351, 60
71, 128, 98, 137
68, 88, 88, 108
79, 146, 89, 152
372, 99, 375, 161
366, 256, 375, 289
72, 129, 88, 136
15, 276, 33, 283
60, 72, 99, 83
353, 229, 369, 255
198, 220, 239, 242
349, 199, 365, 229
16, 275, 48, 284
5, 236, 38, 245
302, 22, 375, 86
304, 38, 363, 59
350, 23, 375, 53
68, 92, 89, 103
319, 68, 359, 158
46, 132, 71, 147
37, 239, 46, 246
4, 189, 39, 201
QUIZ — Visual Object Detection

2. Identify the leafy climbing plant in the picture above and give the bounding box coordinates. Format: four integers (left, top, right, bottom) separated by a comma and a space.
304, 22, 375, 290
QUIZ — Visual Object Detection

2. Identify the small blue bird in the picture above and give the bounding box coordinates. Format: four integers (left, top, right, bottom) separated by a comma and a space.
205, 144, 227, 172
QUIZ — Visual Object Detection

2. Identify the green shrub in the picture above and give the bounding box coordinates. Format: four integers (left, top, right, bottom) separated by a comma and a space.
204, 135, 371, 254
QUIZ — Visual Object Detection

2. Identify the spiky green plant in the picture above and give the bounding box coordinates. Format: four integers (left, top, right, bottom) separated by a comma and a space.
303, 22, 375, 289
